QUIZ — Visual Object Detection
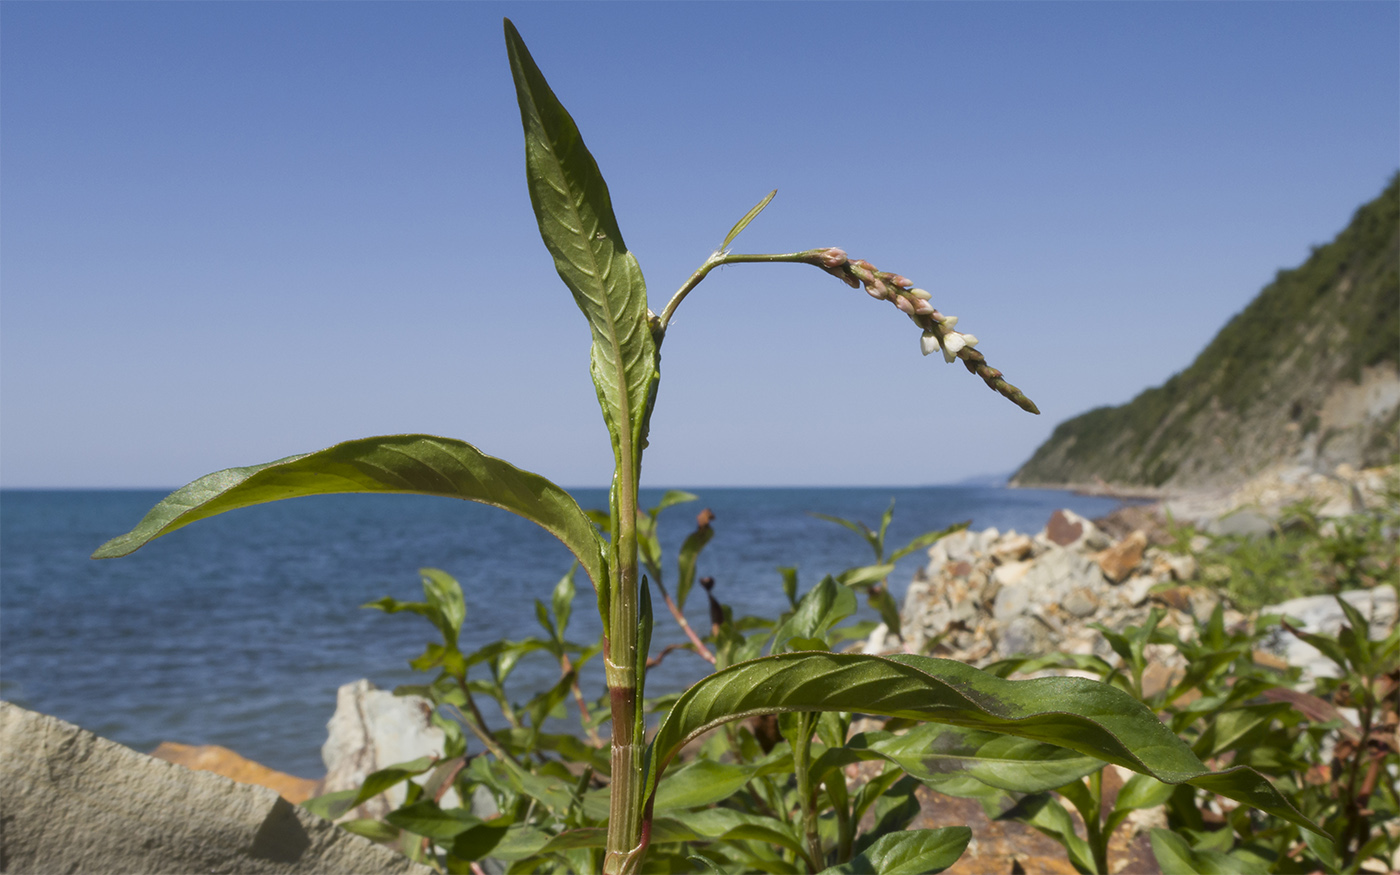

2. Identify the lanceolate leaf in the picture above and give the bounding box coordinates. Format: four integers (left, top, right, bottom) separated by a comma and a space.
644, 651, 1321, 835
91, 434, 610, 599
504, 19, 658, 474
816, 828, 971, 875
720, 189, 776, 252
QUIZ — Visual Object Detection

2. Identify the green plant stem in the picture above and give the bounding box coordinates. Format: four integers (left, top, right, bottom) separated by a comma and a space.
604, 462, 646, 874
793, 711, 824, 871
657, 249, 831, 334
455, 680, 521, 768
1086, 770, 1109, 875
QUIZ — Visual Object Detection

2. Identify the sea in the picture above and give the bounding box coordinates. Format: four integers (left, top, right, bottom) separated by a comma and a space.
0, 485, 1129, 779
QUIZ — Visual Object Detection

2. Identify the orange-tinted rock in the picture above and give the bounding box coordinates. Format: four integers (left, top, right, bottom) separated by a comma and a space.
1095, 530, 1148, 583
149, 742, 320, 803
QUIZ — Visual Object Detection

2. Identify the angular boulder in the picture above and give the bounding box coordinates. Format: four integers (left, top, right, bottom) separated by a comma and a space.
0, 701, 428, 875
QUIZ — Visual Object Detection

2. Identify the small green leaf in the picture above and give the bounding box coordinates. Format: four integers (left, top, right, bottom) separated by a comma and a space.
1149, 828, 1245, 875
340, 818, 400, 843
720, 189, 776, 251
652, 759, 762, 812
812, 512, 881, 558
676, 520, 715, 611
889, 521, 971, 563
1004, 794, 1096, 873
348, 756, 436, 809
650, 809, 805, 855
421, 568, 466, 642
771, 576, 856, 653
1114, 772, 1176, 812
817, 827, 971, 875
300, 788, 358, 822
385, 800, 482, 840
778, 567, 799, 608
855, 723, 1105, 795
836, 564, 896, 589
551, 564, 577, 639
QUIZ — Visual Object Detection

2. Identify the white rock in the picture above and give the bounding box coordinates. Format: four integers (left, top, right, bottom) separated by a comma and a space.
321, 679, 457, 819
992, 559, 1034, 588
1264, 589, 1397, 679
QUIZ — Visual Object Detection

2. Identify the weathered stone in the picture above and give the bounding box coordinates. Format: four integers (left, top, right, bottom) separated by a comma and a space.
0, 701, 429, 875
991, 559, 1034, 589
1150, 550, 1198, 582
321, 679, 456, 820
1120, 575, 1157, 608
1045, 509, 1084, 546
150, 742, 320, 804
1062, 586, 1101, 619
1095, 530, 1147, 584
1264, 588, 1398, 679
992, 581, 1031, 623
1021, 546, 1106, 606
991, 532, 1034, 562
1207, 509, 1274, 538
939, 529, 982, 564
998, 615, 1053, 657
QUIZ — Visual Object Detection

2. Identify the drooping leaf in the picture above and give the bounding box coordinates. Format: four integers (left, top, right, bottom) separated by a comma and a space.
92, 434, 609, 602
504, 19, 658, 477
816, 827, 971, 875
643, 651, 1321, 835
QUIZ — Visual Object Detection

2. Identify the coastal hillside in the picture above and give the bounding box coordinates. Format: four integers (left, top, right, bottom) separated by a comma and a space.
1011, 175, 1399, 492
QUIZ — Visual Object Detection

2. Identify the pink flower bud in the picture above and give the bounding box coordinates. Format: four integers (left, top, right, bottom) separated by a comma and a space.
893, 294, 915, 314
865, 280, 890, 300
907, 288, 932, 301
820, 248, 848, 268
890, 275, 913, 289
912, 298, 935, 315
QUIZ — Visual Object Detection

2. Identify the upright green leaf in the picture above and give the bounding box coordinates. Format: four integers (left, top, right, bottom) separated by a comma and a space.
719, 190, 776, 251
504, 19, 658, 473
770, 576, 856, 653
92, 434, 609, 602
643, 651, 1321, 835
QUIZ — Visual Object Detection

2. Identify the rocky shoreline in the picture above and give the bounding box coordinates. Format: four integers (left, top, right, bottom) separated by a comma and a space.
6, 462, 1393, 873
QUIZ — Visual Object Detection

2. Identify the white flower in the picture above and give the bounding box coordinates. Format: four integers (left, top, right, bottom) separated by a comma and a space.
941, 331, 967, 362
920, 330, 940, 357
941, 315, 959, 330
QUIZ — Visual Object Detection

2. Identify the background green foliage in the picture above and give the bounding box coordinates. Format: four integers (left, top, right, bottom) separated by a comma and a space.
1014, 174, 1400, 489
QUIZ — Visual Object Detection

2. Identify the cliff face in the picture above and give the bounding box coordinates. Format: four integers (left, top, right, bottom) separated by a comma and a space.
1012, 175, 1399, 492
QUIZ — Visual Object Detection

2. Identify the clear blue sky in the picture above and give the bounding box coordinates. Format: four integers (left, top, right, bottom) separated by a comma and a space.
3, 2, 1396, 489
